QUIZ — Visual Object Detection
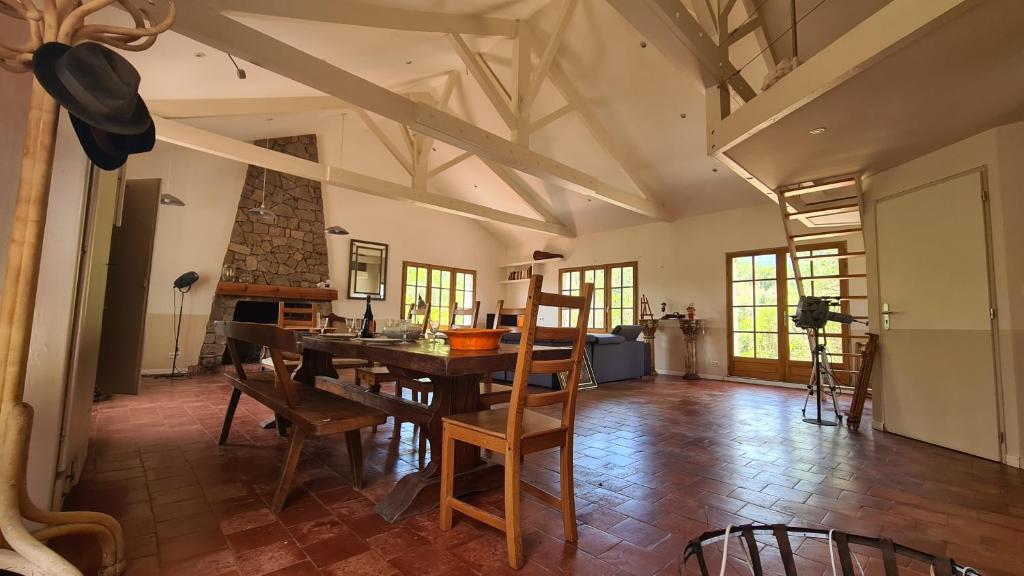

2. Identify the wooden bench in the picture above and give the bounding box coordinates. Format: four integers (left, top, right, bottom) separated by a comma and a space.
217, 321, 386, 512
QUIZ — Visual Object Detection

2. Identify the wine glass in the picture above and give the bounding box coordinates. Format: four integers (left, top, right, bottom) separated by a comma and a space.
427, 319, 440, 345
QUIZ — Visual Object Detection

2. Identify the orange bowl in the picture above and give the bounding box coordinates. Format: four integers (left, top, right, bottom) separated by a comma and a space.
440, 328, 512, 351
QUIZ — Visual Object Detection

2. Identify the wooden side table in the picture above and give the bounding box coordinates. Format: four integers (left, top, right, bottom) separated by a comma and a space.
639, 319, 660, 377
678, 318, 705, 380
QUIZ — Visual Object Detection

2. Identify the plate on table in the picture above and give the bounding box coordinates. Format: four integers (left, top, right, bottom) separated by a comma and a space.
354, 337, 404, 345
319, 333, 357, 339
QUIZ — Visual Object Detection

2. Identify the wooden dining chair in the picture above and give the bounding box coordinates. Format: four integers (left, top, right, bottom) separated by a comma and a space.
278, 302, 317, 331
440, 275, 594, 569
449, 301, 481, 328
492, 299, 527, 332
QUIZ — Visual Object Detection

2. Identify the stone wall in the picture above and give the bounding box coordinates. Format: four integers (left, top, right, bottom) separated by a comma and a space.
198, 134, 331, 371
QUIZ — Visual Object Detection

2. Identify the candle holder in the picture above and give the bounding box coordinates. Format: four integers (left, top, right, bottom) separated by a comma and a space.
678, 318, 705, 380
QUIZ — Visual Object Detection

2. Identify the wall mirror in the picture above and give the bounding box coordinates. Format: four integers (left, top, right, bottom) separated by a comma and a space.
348, 239, 388, 300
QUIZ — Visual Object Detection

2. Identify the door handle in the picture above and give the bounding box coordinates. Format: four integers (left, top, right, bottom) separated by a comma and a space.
881, 302, 897, 330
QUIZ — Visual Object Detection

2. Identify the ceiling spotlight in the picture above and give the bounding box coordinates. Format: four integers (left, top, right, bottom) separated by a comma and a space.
325, 226, 349, 235
809, 127, 827, 135
679, 113, 687, 119
227, 53, 247, 79
194, 51, 206, 58
159, 193, 185, 207
640, 40, 648, 48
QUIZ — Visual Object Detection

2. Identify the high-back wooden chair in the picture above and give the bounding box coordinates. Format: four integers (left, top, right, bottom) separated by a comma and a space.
218, 322, 385, 511
407, 300, 432, 334
440, 275, 594, 569
492, 299, 527, 332
278, 301, 317, 331
449, 301, 481, 328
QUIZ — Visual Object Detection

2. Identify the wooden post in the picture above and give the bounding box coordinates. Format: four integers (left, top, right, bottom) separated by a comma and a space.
0, 2, 176, 573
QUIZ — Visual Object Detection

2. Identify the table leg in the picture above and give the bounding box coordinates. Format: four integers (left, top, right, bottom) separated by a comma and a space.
293, 348, 338, 386
374, 373, 502, 522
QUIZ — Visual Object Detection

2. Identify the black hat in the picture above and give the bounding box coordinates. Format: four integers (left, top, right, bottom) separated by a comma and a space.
33, 42, 155, 169
69, 113, 155, 171
33, 42, 152, 135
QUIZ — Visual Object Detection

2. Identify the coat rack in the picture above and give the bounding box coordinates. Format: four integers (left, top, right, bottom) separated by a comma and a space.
0, 1, 175, 574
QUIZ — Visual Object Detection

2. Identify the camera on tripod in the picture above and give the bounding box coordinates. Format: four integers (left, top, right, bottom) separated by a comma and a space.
791, 295, 858, 330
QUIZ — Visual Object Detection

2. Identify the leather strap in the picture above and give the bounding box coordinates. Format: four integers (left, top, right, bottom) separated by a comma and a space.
772, 524, 799, 576
740, 525, 764, 576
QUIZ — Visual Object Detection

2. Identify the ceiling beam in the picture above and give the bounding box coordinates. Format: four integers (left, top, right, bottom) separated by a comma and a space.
213, 0, 517, 37
170, 0, 667, 219
606, 0, 756, 101
353, 109, 414, 176
449, 32, 517, 129
546, 63, 657, 201
148, 96, 348, 119
510, 23, 531, 144
528, 103, 574, 135
417, 71, 459, 171
524, 0, 577, 113
727, 15, 763, 45
153, 116, 572, 237
481, 158, 565, 227
428, 151, 473, 179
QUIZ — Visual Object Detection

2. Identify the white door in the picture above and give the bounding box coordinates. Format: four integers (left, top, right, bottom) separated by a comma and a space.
876, 170, 1000, 460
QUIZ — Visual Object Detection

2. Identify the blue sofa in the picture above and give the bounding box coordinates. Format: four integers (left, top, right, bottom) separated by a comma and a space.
493, 325, 650, 388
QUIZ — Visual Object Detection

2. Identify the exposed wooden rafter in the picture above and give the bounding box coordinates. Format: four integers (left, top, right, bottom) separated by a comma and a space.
428, 151, 473, 179
606, 0, 756, 101
154, 116, 573, 237
546, 63, 657, 200
212, 0, 517, 37
528, 104, 574, 135
354, 109, 414, 176
510, 23, 531, 144
449, 32, 517, 129
481, 158, 564, 227
523, 0, 577, 112
170, 0, 667, 219
148, 96, 348, 119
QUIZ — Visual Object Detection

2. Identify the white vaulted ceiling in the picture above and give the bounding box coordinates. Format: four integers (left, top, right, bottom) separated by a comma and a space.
107, 0, 768, 241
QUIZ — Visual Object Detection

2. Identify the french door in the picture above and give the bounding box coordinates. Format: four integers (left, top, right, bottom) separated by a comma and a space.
559, 262, 637, 331
727, 244, 849, 383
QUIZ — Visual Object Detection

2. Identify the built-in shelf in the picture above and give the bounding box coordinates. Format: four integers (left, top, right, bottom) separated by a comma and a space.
500, 258, 563, 268
500, 278, 532, 285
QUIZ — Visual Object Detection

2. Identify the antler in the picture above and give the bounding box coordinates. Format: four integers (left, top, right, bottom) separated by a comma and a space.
0, 0, 43, 70
69, 0, 176, 51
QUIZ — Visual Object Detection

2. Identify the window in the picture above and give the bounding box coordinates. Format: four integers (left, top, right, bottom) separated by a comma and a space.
727, 245, 849, 382
558, 262, 637, 331
401, 262, 476, 328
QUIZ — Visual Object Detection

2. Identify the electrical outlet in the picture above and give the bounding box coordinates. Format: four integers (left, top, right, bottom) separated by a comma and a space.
710, 360, 721, 367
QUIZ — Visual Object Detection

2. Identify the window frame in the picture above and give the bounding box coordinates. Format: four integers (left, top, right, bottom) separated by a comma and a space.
557, 261, 638, 331
400, 261, 477, 329
726, 243, 850, 383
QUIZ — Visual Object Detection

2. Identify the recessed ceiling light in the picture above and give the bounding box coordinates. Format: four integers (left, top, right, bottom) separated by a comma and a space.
679, 113, 687, 119
406, 60, 413, 65
809, 127, 827, 135
194, 51, 206, 58
640, 40, 648, 48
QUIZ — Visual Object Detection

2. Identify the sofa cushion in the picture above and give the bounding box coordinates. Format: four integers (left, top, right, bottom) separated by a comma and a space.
612, 325, 643, 341
500, 330, 591, 346
590, 333, 625, 346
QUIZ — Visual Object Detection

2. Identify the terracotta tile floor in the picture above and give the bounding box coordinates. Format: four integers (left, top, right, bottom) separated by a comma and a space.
64, 374, 1024, 576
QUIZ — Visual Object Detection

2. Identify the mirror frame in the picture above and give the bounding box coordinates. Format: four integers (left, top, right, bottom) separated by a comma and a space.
347, 239, 388, 300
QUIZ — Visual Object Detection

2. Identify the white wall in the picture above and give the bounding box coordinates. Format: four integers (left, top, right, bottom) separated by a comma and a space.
503, 202, 792, 377
126, 143, 247, 372
862, 122, 1024, 467
132, 119, 508, 370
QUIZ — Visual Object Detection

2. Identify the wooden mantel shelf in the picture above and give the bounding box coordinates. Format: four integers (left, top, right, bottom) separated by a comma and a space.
216, 282, 338, 302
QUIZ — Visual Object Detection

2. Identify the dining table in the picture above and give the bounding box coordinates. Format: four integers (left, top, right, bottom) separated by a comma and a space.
293, 335, 568, 522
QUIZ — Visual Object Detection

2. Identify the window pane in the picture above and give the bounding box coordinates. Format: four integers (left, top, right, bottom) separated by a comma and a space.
787, 306, 800, 333
623, 289, 634, 309
592, 269, 605, 288
622, 310, 633, 324
814, 279, 840, 297
561, 309, 570, 326
755, 333, 779, 359
734, 333, 755, 358
611, 267, 621, 286
584, 269, 595, 283
733, 307, 753, 331
755, 306, 777, 332
455, 274, 465, 290
754, 254, 776, 280
813, 257, 839, 277
406, 267, 416, 283
733, 257, 753, 281
622, 266, 633, 286
754, 280, 777, 305
611, 289, 622, 308
610, 309, 621, 327
789, 334, 812, 361
571, 272, 580, 290
787, 280, 800, 306
593, 289, 604, 309
732, 281, 754, 306
417, 267, 427, 284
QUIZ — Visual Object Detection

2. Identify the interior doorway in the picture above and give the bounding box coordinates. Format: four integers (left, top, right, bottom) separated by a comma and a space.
95, 178, 161, 395
875, 169, 1002, 461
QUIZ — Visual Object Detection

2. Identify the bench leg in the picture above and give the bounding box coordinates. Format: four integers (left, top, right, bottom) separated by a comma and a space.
272, 426, 306, 513
219, 388, 242, 445
345, 429, 364, 490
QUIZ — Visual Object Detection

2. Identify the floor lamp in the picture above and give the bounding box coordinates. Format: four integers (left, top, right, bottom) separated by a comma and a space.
164, 271, 198, 378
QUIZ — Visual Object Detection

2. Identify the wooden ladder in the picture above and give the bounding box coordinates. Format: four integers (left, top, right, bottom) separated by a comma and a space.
775, 175, 872, 424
